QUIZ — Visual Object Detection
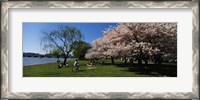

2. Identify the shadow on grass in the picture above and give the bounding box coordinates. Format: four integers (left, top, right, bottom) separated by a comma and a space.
72, 69, 86, 72
116, 63, 177, 77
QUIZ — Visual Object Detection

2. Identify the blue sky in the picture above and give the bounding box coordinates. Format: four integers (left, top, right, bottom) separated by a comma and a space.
23, 23, 118, 54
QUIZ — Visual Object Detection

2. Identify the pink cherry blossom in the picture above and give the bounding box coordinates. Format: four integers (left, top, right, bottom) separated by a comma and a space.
85, 23, 177, 64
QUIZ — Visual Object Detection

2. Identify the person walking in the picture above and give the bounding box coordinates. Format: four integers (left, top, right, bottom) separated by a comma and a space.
73, 59, 79, 71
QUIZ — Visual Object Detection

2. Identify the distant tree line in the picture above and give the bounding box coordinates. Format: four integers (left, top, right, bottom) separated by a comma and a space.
23, 52, 72, 58
23, 52, 53, 58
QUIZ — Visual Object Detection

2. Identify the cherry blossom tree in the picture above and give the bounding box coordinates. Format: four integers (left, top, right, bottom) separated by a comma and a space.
86, 23, 177, 65
85, 38, 109, 64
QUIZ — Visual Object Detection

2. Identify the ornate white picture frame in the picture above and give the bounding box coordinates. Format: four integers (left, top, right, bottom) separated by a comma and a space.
1, 1, 199, 99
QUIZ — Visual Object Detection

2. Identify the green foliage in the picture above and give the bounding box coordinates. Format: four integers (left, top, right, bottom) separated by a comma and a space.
72, 41, 91, 60
50, 48, 63, 60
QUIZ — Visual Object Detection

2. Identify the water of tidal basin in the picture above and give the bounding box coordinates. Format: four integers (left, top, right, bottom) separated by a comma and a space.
23, 57, 72, 66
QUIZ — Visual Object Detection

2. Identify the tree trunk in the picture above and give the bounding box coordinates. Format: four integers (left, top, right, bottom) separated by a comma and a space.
124, 57, 127, 65
63, 57, 67, 65
63, 53, 69, 65
145, 59, 148, 65
138, 59, 142, 65
130, 57, 134, 65
111, 56, 114, 65
138, 49, 143, 65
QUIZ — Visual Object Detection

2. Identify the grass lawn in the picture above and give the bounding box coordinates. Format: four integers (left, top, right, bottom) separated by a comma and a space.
23, 60, 177, 77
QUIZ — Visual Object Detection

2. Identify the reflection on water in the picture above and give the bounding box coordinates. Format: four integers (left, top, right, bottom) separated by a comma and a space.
23, 57, 70, 66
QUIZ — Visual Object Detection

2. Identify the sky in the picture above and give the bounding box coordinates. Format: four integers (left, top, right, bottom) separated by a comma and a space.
23, 23, 118, 54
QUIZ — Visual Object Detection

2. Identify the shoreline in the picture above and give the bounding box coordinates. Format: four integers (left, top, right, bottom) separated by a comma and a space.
23, 58, 75, 67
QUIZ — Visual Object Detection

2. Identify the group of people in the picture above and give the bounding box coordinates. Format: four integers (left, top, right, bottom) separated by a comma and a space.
57, 59, 80, 71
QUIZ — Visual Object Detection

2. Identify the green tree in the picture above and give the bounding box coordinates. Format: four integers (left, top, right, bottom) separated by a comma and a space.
41, 25, 83, 65
50, 48, 63, 61
73, 41, 91, 60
